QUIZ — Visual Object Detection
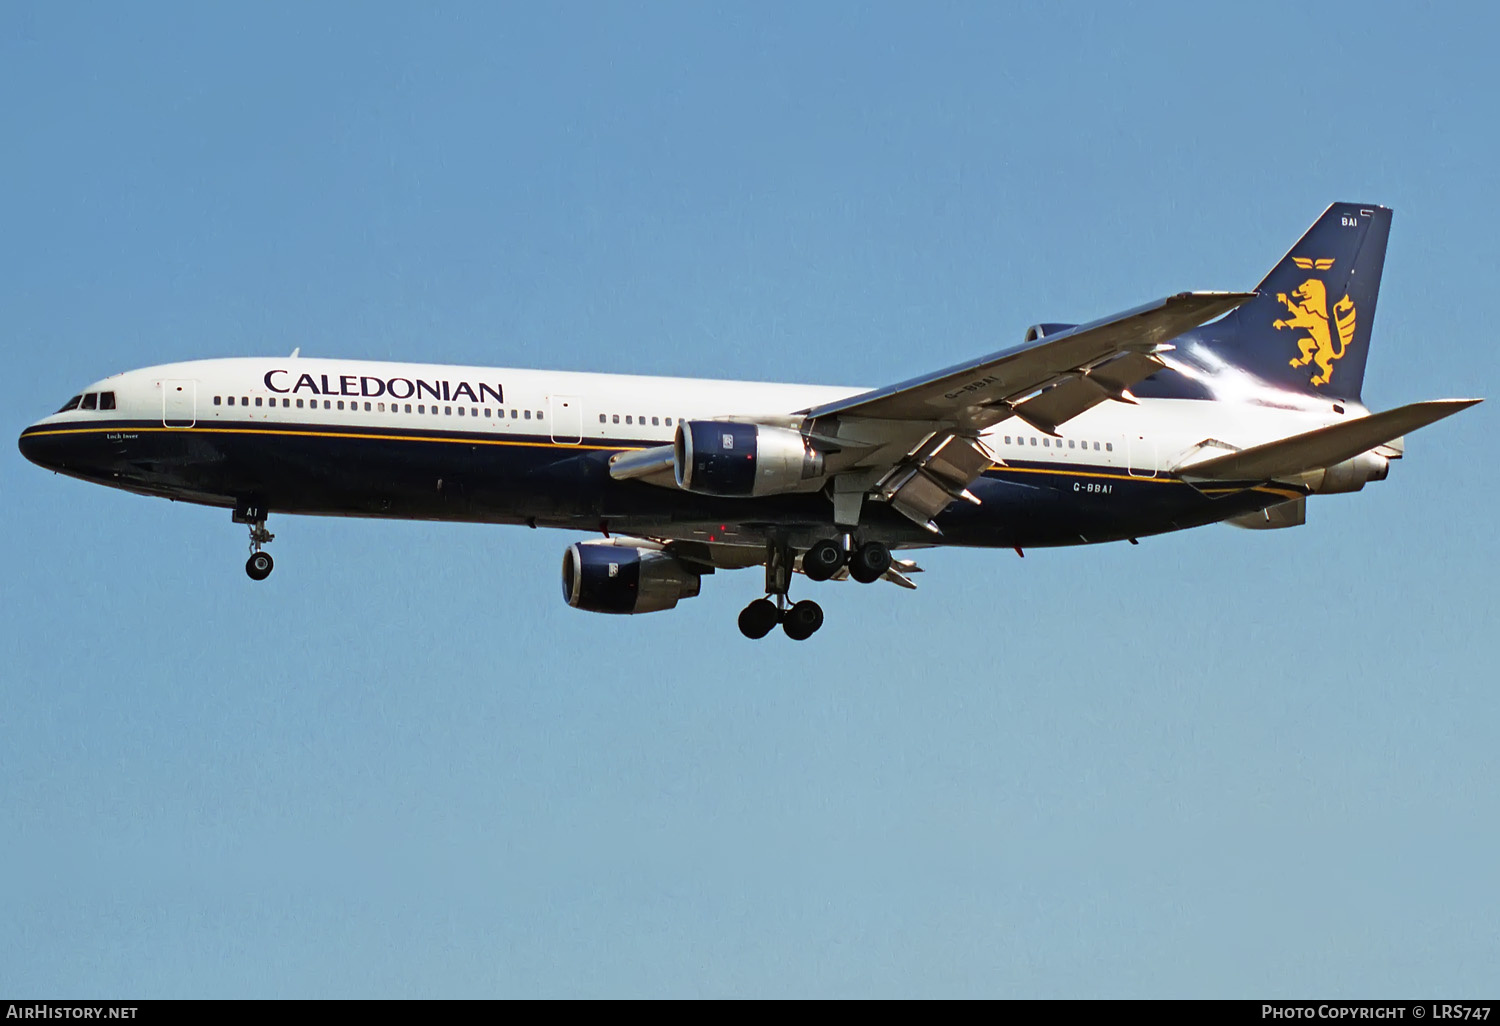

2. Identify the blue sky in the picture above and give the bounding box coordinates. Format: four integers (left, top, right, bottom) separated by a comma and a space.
2, 1, 1497, 998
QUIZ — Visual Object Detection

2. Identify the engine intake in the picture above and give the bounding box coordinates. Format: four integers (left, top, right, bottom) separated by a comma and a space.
562, 541, 702, 615
1023, 322, 1078, 343
673, 421, 824, 497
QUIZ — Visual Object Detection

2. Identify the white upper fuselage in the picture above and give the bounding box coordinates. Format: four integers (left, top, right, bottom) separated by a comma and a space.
32, 355, 1360, 475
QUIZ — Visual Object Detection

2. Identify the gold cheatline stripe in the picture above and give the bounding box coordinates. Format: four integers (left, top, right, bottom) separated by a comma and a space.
989, 463, 1303, 502
26, 425, 1303, 502
993, 464, 1173, 485
21, 423, 640, 453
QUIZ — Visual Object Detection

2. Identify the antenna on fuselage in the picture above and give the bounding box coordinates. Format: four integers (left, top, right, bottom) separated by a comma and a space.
289, 347, 301, 358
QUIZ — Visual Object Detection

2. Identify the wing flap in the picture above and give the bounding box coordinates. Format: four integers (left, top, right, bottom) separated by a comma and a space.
874, 434, 991, 531
1008, 350, 1169, 434
1180, 399, 1481, 483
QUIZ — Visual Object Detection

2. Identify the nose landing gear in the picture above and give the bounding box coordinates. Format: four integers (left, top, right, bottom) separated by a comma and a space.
246, 549, 274, 581
235, 504, 275, 581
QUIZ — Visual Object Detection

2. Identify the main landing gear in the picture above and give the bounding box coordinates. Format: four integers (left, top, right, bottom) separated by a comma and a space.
739, 540, 827, 641
736, 537, 892, 640
801, 537, 891, 584
234, 505, 275, 581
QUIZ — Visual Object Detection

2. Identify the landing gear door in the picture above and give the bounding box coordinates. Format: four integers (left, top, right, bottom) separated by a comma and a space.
162, 379, 197, 428
549, 394, 582, 445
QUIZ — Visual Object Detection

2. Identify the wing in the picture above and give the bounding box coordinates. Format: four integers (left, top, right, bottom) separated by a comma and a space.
811, 291, 1254, 530
608, 291, 1256, 532
803, 291, 1255, 433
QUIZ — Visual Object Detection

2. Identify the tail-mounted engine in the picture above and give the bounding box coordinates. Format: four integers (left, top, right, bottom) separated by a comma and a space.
1304, 450, 1389, 494
1023, 322, 1079, 343
562, 541, 702, 615
673, 421, 825, 497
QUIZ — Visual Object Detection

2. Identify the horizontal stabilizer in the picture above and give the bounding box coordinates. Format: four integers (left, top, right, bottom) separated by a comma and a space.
1182, 399, 1481, 483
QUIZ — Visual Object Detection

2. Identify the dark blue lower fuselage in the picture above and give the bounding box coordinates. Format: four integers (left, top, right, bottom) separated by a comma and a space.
18, 419, 1298, 550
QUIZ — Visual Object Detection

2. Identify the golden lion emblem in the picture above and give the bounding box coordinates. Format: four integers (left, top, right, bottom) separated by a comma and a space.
1275, 271, 1357, 387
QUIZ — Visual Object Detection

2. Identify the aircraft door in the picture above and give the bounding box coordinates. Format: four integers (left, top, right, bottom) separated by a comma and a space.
1127, 435, 1158, 478
162, 379, 197, 428
549, 395, 582, 445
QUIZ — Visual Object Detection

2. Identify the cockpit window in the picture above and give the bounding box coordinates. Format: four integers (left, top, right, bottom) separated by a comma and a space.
98, 391, 116, 410
80, 393, 98, 410
57, 395, 82, 412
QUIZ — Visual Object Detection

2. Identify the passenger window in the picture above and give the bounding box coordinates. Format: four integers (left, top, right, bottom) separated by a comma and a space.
1030, 437, 1037, 446
337, 401, 344, 410
472, 408, 478, 417
599, 414, 606, 423
458, 407, 465, 416
295, 399, 303, 408
525, 410, 532, 420
418, 405, 425, 414
378, 402, 385, 412
485, 408, 492, 418
625, 416, 632, 425
1003, 435, 1010, 444
324, 400, 331, 409
652, 416, 659, 426
612, 414, 619, 424
282, 398, 290, 407
444, 406, 452, 415
1068, 439, 1075, 449
1105, 443, 1113, 452
665, 418, 672, 427
214, 396, 222, 406
363, 402, 371, 412
99, 392, 116, 410
1042, 438, 1049, 447
511, 410, 518, 419
537, 410, 543, 420
227, 396, 236, 406
242, 397, 249, 406
1093, 441, 1100, 450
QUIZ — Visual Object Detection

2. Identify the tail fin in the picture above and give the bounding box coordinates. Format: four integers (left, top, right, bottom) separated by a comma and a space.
1154, 203, 1391, 403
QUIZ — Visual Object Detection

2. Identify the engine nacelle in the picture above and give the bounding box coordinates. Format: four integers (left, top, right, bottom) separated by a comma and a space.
562, 542, 702, 614
673, 421, 824, 497
1024, 322, 1078, 343
1304, 450, 1390, 494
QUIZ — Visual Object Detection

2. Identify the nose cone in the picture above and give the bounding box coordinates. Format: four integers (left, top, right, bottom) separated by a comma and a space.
18, 423, 64, 472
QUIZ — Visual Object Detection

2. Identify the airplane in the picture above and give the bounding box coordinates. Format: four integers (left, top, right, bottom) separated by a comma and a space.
17, 202, 1480, 640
